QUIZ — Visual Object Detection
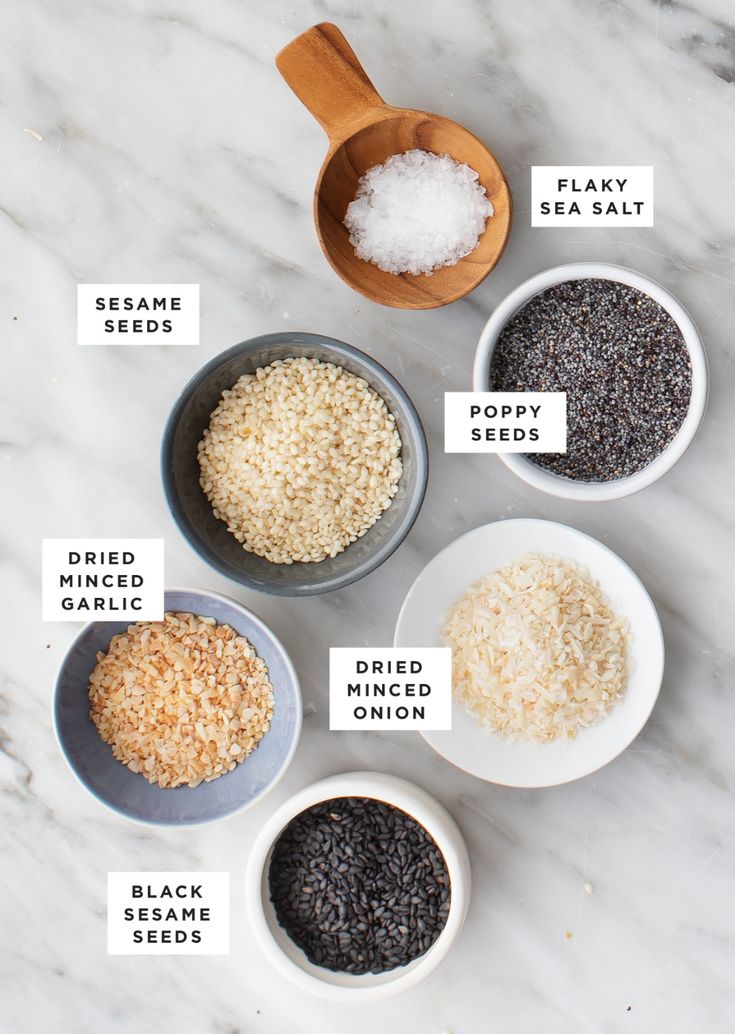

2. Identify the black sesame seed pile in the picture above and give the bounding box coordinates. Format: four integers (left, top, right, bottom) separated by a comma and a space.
490, 278, 692, 482
268, 796, 451, 974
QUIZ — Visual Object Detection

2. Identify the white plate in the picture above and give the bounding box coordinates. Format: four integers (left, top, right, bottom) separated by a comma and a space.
394, 519, 664, 788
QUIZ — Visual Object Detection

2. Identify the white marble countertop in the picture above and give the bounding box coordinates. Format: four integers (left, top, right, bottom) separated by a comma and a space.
3, 1, 735, 1031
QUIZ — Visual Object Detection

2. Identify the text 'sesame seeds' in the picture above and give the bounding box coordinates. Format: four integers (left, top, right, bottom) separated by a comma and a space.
268, 796, 451, 974
490, 278, 692, 482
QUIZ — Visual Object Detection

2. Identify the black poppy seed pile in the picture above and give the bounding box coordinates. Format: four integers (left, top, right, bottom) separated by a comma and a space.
268, 796, 451, 974
490, 278, 693, 482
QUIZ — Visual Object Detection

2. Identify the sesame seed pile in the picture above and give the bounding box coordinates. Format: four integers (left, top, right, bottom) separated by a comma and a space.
490, 279, 692, 482
197, 357, 403, 564
268, 797, 450, 974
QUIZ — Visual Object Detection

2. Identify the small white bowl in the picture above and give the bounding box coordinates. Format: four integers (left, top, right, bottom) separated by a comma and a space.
394, 519, 665, 788
473, 262, 708, 501
244, 771, 471, 1002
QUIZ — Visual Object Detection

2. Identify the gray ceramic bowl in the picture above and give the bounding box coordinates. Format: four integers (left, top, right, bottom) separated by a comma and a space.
53, 588, 302, 826
161, 333, 429, 596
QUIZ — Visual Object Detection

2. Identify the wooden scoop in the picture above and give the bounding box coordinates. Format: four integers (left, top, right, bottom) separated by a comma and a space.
276, 23, 512, 310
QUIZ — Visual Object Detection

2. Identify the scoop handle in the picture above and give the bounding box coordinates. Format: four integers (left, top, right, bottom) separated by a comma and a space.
276, 22, 386, 144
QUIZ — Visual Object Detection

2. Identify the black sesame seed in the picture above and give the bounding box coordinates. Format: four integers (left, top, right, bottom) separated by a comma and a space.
268, 796, 451, 975
490, 278, 693, 482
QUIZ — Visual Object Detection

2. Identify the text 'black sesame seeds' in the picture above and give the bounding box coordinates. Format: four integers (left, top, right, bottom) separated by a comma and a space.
268, 796, 451, 975
490, 279, 692, 482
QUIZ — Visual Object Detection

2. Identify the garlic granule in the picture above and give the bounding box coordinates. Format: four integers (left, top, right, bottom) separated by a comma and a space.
88, 612, 274, 788
442, 553, 630, 742
344, 149, 494, 276
197, 357, 403, 564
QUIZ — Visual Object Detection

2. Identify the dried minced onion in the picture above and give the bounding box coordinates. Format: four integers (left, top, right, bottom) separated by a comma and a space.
88, 612, 274, 788
197, 357, 403, 565
442, 554, 630, 742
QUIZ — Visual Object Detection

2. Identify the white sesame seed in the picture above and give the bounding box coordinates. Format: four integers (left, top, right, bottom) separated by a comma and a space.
197, 357, 403, 564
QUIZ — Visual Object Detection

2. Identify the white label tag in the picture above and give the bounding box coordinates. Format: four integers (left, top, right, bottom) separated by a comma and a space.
444, 392, 567, 453
329, 648, 452, 731
531, 166, 654, 227
77, 284, 199, 345
107, 872, 229, 955
41, 538, 164, 621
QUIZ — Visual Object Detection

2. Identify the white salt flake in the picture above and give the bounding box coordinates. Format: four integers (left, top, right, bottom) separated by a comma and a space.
344, 148, 494, 276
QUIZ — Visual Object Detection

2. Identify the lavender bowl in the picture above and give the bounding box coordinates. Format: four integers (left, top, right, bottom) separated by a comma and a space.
53, 588, 302, 826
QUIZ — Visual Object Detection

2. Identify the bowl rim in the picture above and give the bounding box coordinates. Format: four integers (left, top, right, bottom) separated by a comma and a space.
161, 332, 429, 596
394, 517, 665, 787
52, 586, 303, 828
244, 770, 471, 1002
472, 262, 709, 501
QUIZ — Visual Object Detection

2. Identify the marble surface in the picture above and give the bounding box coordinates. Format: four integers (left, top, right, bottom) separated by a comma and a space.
2, 0, 734, 1031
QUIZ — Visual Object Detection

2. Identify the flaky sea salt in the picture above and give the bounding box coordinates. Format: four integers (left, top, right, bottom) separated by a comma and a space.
344, 148, 494, 276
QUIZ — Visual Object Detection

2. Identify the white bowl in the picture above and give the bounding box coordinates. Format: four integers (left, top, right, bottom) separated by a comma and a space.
244, 771, 471, 1002
472, 262, 708, 501
394, 519, 664, 788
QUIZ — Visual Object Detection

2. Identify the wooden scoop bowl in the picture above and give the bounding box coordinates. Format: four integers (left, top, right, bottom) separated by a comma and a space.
276, 23, 512, 310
